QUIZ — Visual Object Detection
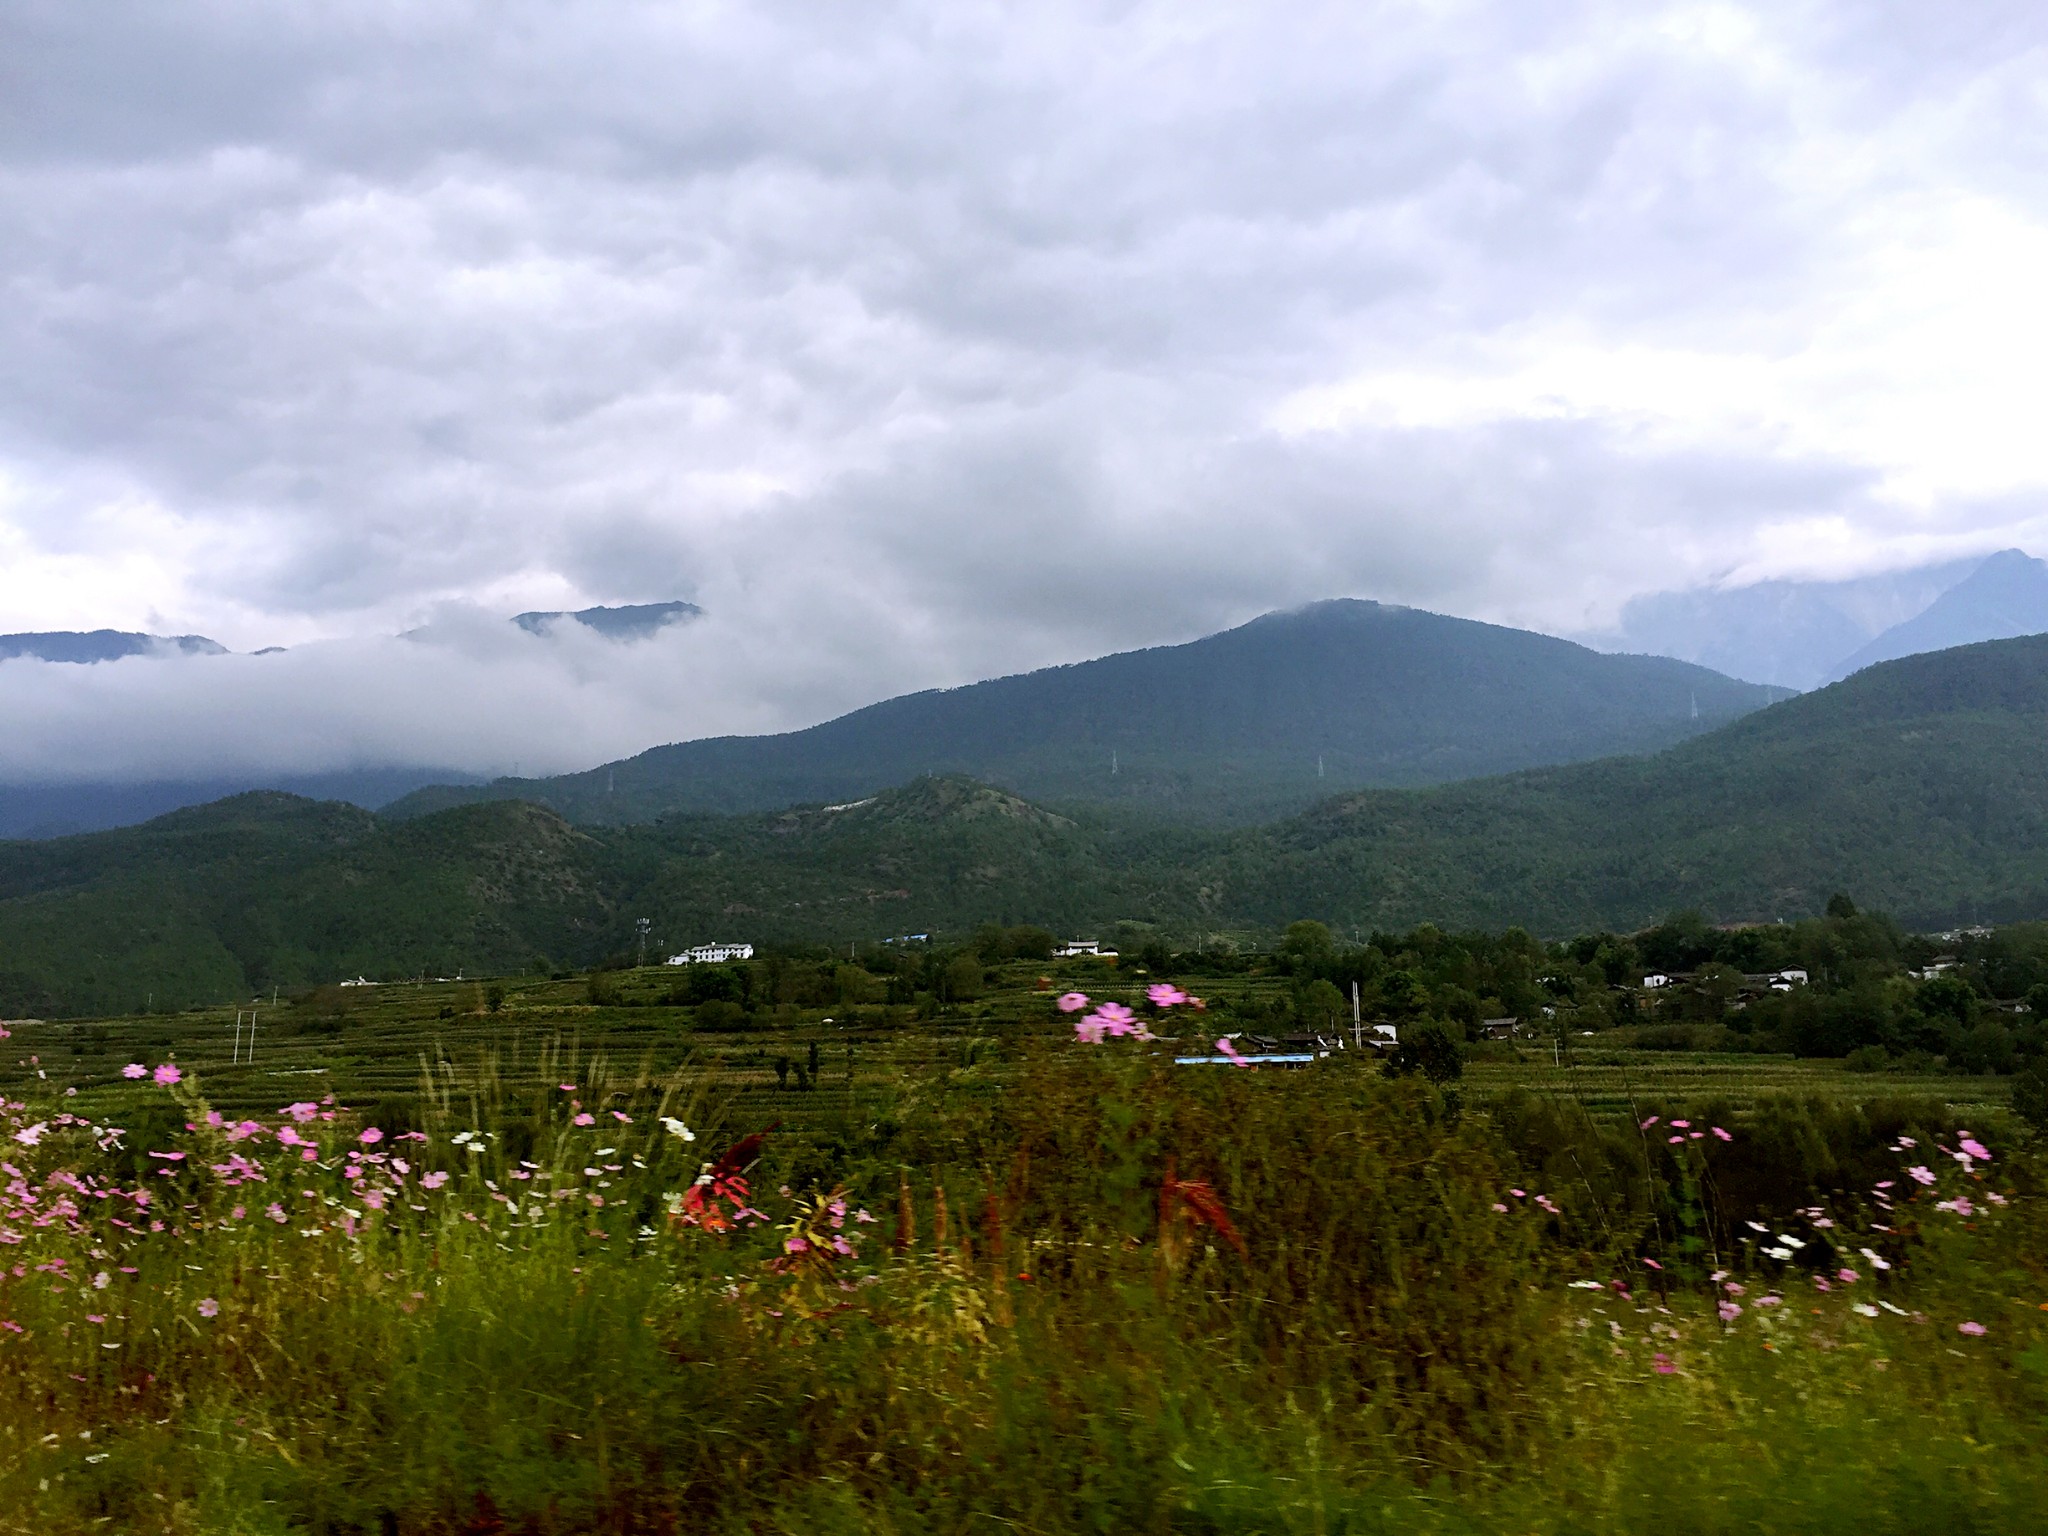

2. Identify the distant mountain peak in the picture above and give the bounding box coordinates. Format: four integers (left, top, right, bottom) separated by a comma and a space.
1827, 549, 2048, 681
0, 629, 227, 664
513, 601, 701, 641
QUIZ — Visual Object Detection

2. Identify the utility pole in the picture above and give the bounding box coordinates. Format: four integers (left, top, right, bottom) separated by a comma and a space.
231, 1011, 243, 1066
636, 917, 651, 968
1352, 980, 1361, 1050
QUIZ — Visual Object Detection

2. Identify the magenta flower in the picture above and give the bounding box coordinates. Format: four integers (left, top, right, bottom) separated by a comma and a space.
1146, 983, 1187, 1008
1642, 1258, 1663, 1271
1653, 1352, 1677, 1375
282, 1102, 319, 1123
1717, 1301, 1742, 1322
573, 1112, 595, 1126
1936, 1196, 1975, 1216
1215, 1036, 1253, 1068
196, 1298, 219, 1318
1837, 1267, 1858, 1283
1959, 1137, 1991, 1161
1640, 1115, 1659, 1129
1073, 1014, 1109, 1044
266, 1203, 287, 1223
1907, 1165, 1936, 1186
1056, 992, 1090, 1013
420, 1171, 450, 1190
1711, 1126, 1732, 1142
1491, 1202, 1508, 1212
1093, 1002, 1136, 1035
153, 1064, 182, 1086
612, 1111, 632, 1123
1670, 1119, 1691, 1129
359, 1127, 384, 1146
784, 1236, 809, 1254
121, 1064, 147, 1079
1958, 1320, 1987, 1336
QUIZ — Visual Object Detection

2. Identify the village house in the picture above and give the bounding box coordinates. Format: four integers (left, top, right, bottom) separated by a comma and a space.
666, 942, 754, 965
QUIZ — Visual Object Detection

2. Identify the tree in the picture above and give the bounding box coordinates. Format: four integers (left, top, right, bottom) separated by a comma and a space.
1826, 892, 1859, 921
1383, 1022, 1464, 1087
1280, 920, 1334, 964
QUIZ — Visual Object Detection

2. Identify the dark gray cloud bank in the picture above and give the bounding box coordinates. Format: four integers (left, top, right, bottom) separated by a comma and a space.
3, 1, 2047, 782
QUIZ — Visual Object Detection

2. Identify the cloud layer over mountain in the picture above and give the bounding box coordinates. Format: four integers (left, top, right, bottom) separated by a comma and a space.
5, 1, 2048, 782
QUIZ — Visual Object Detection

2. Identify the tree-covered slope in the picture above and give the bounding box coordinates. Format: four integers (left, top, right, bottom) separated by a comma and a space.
1217, 634, 2048, 933
12, 635, 2048, 1015
386, 599, 1780, 827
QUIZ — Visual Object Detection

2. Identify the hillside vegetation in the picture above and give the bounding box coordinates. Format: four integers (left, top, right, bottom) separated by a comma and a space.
387, 599, 1779, 827
7, 637, 2048, 1014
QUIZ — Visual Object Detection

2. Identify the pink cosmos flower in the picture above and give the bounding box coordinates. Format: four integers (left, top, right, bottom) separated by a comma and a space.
1756, 1295, 1783, 1308
1073, 1014, 1109, 1044
1717, 1301, 1742, 1321
1147, 983, 1187, 1008
1653, 1352, 1677, 1375
266, 1203, 286, 1223
1907, 1165, 1936, 1186
282, 1102, 319, 1123
121, 1064, 147, 1079
153, 1064, 181, 1086
612, 1111, 632, 1123
1711, 1126, 1733, 1142
85, 1313, 104, 1325
1670, 1120, 1691, 1129
1668, 1135, 1683, 1144
1510, 1189, 1527, 1199
420, 1171, 450, 1190
784, 1236, 809, 1254
1640, 1116, 1659, 1129
573, 1112, 595, 1126
559, 1083, 577, 1091
1642, 1258, 1663, 1270
1491, 1203, 1508, 1213
1837, 1267, 1858, 1283
1959, 1137, 1991, 1161
197, 1298, 219, 1318
1936, 1196, 1975, 1216
359, 1127, 384, 1146
1056, 992, 1090, 1013
1093, 1002, 1136, 1035
1215, 1037, 1253, 1068
1958, 1320, 1987, 1336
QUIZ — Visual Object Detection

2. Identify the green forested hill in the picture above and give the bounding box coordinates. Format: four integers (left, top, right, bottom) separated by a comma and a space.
8, 637, 2048, 1015
386, 599, 1779, 827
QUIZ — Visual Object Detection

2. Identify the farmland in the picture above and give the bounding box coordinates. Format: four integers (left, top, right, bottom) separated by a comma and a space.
5, 956, 2016, 1133
1, 949, 2044, 1532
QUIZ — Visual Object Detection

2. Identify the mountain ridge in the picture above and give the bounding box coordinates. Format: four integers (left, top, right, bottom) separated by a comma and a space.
388, 598, 1784, 828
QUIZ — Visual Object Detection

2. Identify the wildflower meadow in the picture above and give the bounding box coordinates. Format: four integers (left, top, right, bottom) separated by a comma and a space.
0, 989, 2044, 1534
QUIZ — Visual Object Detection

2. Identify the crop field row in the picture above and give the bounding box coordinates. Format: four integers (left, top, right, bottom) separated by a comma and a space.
2, 960, 2016, 1135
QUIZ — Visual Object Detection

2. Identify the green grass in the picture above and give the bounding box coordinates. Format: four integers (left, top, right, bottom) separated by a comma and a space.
2, 967, 2041, 1531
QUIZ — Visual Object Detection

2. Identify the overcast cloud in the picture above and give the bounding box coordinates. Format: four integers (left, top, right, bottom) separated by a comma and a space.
4, 1, 2048, 783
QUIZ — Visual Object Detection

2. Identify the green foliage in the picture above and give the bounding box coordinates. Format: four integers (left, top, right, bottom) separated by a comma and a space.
19, 629, 2048, 1033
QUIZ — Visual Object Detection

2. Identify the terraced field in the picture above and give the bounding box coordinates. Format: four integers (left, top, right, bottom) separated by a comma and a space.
2, 959, 2015, 1133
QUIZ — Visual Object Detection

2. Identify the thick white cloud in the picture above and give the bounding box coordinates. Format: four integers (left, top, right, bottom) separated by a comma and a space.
4, 0, 2048, 781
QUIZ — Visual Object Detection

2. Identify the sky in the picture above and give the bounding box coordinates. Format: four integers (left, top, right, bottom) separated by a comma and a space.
3, 0, 2048, 783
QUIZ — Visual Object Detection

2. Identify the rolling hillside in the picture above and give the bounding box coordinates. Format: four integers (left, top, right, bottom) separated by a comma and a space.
11, 635, 2048, 1015
388, 599, 1780, 827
